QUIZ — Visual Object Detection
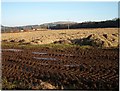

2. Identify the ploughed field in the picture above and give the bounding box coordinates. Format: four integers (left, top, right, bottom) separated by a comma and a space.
2, 45, 119, 90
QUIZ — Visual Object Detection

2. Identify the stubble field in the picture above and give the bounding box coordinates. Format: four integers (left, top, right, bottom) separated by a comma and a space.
2, 28, 119, 47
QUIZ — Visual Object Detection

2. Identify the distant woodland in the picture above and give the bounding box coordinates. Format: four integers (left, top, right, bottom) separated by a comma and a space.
49, 18, 119, 29
1, 18, 119, 33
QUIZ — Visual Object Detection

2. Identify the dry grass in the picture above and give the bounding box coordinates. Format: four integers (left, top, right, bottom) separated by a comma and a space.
2, 28, 118, 47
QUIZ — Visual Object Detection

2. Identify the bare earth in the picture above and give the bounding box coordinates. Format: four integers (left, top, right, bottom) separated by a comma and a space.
2, 28, 118, 47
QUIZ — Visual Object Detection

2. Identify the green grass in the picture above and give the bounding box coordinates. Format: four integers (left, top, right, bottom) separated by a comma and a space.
1, 42, 93, 50
2, 78, 17, 90
2, 42, 118, 50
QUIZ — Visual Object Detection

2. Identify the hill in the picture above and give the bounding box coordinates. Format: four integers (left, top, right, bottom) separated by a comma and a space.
1, 18, 119, 33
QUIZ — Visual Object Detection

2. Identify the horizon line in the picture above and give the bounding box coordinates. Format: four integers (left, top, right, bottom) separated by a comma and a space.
2, 18, 117, 27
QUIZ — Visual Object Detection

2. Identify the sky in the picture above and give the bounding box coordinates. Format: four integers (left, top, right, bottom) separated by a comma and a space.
1, 2, 118, 27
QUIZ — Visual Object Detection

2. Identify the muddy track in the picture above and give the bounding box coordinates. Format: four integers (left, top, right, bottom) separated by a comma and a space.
2, 47, 119, 90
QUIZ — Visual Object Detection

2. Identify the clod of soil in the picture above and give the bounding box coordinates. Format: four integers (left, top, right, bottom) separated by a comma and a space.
53, 40, 72, 44
72, 34, 104, 47
10, 40, 16, 42
18, 39, 25, 43
40, 82, 56, 89
103, 34, 108, 39
2, 39, 8, 42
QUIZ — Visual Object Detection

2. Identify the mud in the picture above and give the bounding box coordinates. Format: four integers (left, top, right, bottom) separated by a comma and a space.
2, 46, 119, 90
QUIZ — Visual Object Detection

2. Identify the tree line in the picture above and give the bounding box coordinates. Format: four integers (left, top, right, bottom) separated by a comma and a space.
49, 18, 119, 29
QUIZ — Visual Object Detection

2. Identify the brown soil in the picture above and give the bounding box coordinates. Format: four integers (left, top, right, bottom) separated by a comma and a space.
2, 45, 119, 90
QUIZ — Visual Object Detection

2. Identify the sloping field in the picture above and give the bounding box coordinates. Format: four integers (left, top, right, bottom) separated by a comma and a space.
2, 28, 119, 47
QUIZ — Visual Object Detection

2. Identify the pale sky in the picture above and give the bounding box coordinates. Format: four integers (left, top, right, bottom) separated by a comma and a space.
1, 2, 118, 27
